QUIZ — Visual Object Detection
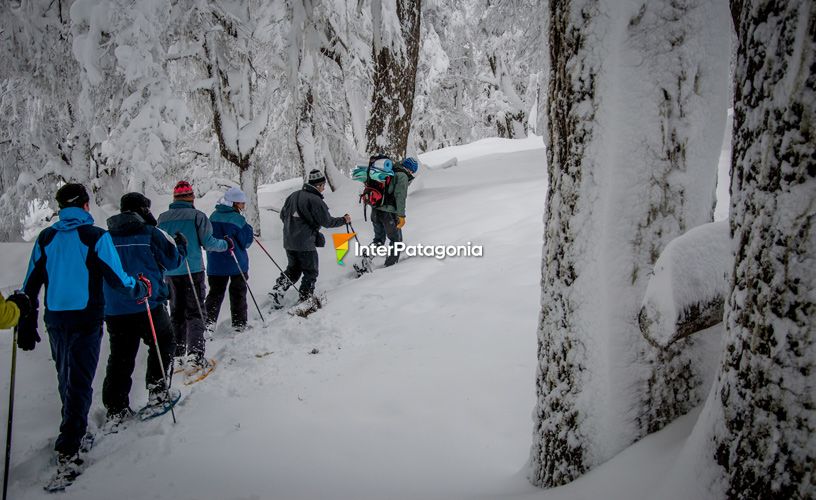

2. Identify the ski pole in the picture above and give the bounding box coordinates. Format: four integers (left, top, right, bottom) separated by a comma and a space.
141, 296, 177, 424
228, 248, 264, 323
3, 327, 17, 500
252, 237, 300, 293
184, 258, 206, 323
347, 222, 373, 273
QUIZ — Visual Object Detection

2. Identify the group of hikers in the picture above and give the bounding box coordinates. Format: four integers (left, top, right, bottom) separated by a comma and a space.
0, 155, 419, 489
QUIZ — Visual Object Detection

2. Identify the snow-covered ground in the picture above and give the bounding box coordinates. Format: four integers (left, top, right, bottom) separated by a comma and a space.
0, 136, 728, 499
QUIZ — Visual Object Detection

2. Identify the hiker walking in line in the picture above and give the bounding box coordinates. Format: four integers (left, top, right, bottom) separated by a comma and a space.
371, 157, 418, 267
269, 169, 350, 308
157, 181, 229, 372
204, 187, 254, 331
102, 193, 183, 428
18, 183, 147, 486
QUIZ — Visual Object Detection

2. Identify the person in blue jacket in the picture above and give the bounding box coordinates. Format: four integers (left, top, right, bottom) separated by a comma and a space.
102, 193, 184, 426
19, 183, 147, 483
204, 187, 254, 331
157, 181, 229, 371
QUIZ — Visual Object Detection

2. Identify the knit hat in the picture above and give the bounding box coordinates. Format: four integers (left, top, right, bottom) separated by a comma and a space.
402, 157, 419, 174
223, 187, 247, 204
55, 183, 90, 209
307, 169, 326, 186
120, 192, 151, 212
173, 180, 194, 198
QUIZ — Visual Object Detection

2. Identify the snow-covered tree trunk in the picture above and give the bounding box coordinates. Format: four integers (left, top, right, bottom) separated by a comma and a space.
709, 1, 815, 497
365, 0, 421, 158
530, 0, 729, 488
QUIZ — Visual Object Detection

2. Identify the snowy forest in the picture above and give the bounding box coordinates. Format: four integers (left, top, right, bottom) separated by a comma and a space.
0, 0, 814, 499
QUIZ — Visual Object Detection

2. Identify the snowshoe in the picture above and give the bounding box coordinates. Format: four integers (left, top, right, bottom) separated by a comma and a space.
353, 255, 374, 277
138, 388, 181, 421
44, 453, 85, 493
183, 358, 217, 386
289, 292, 326, 318
102, 407, 136, 434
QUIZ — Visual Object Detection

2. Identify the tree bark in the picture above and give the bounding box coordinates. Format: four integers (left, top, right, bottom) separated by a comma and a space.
712, 1, 815, 498
365, 0, 422, 158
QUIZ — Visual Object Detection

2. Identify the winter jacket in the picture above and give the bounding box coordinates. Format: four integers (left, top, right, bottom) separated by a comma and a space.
208, 204, 254, 276
157, 201, 228, 276
104, 212, 183, 316
281, 184, 346, 252
22, 207, 145, 328
377, 164, 414, 216
0, 294, 20, 329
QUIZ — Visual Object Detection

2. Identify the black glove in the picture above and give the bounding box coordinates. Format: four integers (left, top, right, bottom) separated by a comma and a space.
174, 232, 188, 257
224, 236, 235, 252
7, 291, 31, 318
17, 312, 40, 351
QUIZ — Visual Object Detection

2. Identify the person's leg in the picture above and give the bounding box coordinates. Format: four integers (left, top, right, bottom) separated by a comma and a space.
383, 213, 403, 267
53, 323, 103, 457
228, 274, 248, 329
167, 276, 188, 357
298, 251, 320, 298
371, 209, 386, 246
102, 314, 141, 416
284, 250, 304, 285
186, 271, 207, 360
143, 305, 174, 392
204, 275, 228, 329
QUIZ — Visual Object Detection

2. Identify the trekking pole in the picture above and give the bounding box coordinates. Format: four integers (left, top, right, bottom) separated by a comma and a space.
228, 249, 264, 323
184, 258, 206, 322
141, 296, 177, 424
347, 222, 372, 273
3, 327, 17, 500
252, 237, 300, 292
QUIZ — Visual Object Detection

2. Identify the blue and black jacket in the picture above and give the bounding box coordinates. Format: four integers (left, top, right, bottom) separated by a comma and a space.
104, 212, 183, 316
23, 208, 145, 328
157, 201, 228, 276
207, 204, 254, 276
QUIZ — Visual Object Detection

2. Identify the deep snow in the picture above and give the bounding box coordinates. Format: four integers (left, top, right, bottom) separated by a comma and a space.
0, 135, 728, 499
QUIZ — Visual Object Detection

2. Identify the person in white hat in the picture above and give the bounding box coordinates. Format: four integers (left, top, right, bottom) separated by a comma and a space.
204, 187, 254, 331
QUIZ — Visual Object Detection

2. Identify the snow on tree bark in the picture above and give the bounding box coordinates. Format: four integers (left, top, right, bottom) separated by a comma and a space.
365, 0, 421, 158
710, 1, 816, 497
531, 0, 729, 487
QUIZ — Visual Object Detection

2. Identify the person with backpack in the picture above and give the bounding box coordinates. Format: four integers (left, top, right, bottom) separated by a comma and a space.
0, 291, 29, 329
102, 193, 183, 428
370, 156, 418, 267
269, 170, 350, 308
204, 187, 254, 331
157, 181, 229, 372
18, 183, 147, 486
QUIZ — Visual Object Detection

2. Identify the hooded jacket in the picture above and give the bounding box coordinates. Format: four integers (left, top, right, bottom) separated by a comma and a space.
157, 200, 228, 276
207, 204, 254, 276
104, 212, 183, 316
281, 184, 346, 252
376, 164, 414, 216
22, 207, 144, 328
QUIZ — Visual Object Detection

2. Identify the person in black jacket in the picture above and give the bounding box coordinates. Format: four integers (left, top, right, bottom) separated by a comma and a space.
102, 193, 183, 427
269, 170, 350, 308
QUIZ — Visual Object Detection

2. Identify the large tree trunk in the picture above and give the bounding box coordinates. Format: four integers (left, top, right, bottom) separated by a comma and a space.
710, 1, 815, 497
365, 0, 421, 158
530, 0, 729, 488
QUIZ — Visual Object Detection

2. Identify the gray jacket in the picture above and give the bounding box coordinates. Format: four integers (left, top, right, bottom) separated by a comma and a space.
281, 184, 346, 251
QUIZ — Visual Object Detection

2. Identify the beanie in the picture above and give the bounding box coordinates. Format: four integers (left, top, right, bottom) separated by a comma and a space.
402, 157, 419, 174
173, 181, 194, 198
120, 192, 151, 213
224, 187, 247, 204
307, 169, 326, 186
55, 183, 90, 209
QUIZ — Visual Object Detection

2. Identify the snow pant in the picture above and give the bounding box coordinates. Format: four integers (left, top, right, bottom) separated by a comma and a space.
167, 272, 206, 359
371, 209, 403, 267
204, 274, 248, 330
275, 250, 319, 298
45, 321, 103, 456
102, 306, 174, 415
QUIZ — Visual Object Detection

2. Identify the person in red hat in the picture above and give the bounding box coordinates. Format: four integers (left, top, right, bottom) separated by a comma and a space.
157, 181, 229, 374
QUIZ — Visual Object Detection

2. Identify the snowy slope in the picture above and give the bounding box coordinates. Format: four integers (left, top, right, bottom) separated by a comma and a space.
0, 136, 726, 500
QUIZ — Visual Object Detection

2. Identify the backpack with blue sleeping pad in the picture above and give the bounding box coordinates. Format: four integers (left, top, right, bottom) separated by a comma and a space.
355, 155, 395, 220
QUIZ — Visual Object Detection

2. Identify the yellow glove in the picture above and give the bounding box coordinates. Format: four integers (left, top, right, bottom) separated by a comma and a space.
397, 216, 406, 229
